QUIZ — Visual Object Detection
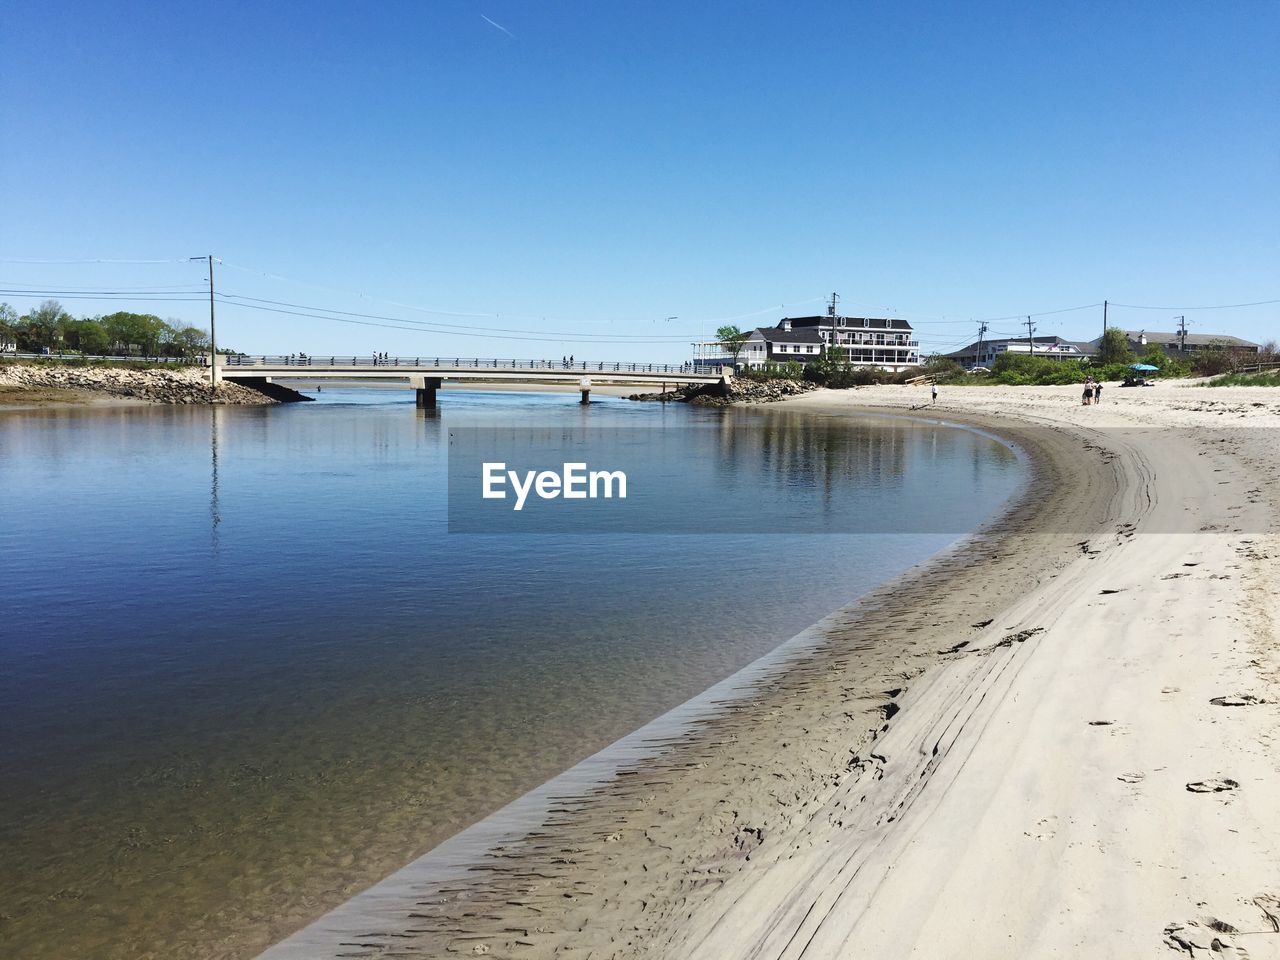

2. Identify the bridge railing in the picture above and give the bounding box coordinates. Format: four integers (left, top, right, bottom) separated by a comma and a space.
2, 351, 194, 364
219, 355, 710, 375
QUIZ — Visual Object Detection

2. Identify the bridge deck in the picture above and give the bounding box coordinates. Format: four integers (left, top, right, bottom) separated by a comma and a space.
220, 356, 724, 385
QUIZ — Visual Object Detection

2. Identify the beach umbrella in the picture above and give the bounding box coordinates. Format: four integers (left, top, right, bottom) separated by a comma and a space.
1130, 363, 1159, 372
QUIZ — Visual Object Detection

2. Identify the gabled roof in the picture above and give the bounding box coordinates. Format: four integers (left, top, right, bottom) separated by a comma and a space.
1110, 330, 1260, 349
752, 326, 824, 344
1062, 340, 1100, 354
943, 335, 1097, 358
784, 316, 913, 331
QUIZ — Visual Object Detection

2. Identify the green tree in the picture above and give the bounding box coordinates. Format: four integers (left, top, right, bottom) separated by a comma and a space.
17, 299, 72, 351
1097, 328, 1134, 365
101, 311, 169, 356
62, 318, 112, 355
715, 325, 751, 367
165, 324, 210, 358
0, 303, 17, 350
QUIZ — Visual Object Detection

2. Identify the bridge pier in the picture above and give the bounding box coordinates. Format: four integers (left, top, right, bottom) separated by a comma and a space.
411, 376, 442, 409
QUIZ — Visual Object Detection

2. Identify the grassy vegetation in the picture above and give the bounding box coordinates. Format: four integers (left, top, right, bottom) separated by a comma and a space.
0, 384, 93, 405
725, 339, 1275, 390
739, 355, 916, 386
0, 355, 200, 370
1204, 371, 1280, 387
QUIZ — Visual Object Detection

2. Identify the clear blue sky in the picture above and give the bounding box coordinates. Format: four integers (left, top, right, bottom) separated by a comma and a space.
2, 0, 1276, 360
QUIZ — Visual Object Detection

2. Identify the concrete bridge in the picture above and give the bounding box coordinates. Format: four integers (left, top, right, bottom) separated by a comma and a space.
218, 355, 728, 407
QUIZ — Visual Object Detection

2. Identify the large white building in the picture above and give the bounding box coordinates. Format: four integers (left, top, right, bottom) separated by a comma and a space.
694, 314, 920, 373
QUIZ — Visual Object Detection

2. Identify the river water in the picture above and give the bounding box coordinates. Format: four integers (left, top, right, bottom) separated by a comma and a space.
0, 387, 1024, 958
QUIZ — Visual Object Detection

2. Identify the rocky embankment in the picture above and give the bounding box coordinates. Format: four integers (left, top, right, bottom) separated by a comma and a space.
0, 363, 277, 405
628, 377, 819, 406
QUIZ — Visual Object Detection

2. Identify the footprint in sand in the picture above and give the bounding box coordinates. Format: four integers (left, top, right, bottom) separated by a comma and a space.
1117, 772, 1145, 784
1210, 695, 1265, 707
1024, 816, 1058, 841
1186, 779, 1239, 793
1164, 920, 1248, 958
1164, 898, 1279, 957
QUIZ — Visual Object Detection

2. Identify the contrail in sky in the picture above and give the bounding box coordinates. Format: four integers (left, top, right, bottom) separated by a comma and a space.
481, 14, 516, 38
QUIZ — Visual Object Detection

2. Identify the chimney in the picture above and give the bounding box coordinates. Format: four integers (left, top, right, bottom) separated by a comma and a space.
1139, 331, 1147, 346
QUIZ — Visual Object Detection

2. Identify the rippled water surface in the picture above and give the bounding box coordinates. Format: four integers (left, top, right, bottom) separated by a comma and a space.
0, 388, 1024, 958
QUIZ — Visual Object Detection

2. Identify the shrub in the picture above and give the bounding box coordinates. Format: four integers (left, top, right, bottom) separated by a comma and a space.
1191, 348, 1238, 377
922, 355, 966, 383
1135, 349, 1192, 378
990, 354, 1088, 385
1093, 362, 1135, 382
1205, 372, 1280, 387
739, 359, 804, 381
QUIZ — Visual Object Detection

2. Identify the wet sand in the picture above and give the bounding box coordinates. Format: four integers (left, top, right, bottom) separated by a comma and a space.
257, 383, 1280, 958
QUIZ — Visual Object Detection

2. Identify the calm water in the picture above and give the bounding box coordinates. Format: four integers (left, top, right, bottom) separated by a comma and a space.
0, 388, 1024, 959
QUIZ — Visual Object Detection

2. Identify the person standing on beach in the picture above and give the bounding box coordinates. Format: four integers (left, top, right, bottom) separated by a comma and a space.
1094, 381, 1103, 403
931, 382, 938, 403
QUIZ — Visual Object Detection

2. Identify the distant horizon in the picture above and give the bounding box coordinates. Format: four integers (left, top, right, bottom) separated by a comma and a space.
1, 274, 1272, 363
2, 1, 1276, 362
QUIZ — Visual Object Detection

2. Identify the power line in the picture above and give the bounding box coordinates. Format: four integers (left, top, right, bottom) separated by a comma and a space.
974, 302, 1103, 324
0, 286, 701, 341
219, 259, 828, 329
0, 290, 207, 302
0, 257, 190, 264
0, 288, 206, 297
217, 293, 702, 341
219, 260, 499, 318
0, 282, 206, 292
1108, 298, 1280, 310
218, 299, 698, 344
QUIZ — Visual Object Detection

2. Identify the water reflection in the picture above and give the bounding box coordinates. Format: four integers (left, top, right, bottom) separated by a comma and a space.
210, 407, 222, 556
448, 407, 1018, 533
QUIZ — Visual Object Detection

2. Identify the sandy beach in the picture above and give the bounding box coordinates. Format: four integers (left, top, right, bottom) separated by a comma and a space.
253, 382, 1279, 959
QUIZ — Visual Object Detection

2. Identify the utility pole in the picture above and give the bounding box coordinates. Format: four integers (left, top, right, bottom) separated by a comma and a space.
1102, 299, 1108, 340
828, 291, 840, 355
191, 255, 219, 385
976, 320, 988, 369
1025, 316, 1036, 356
1176, 315, 1188, 353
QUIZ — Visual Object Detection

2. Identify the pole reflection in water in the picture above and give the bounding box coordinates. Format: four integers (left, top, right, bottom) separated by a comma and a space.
209, 406, 222, 556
